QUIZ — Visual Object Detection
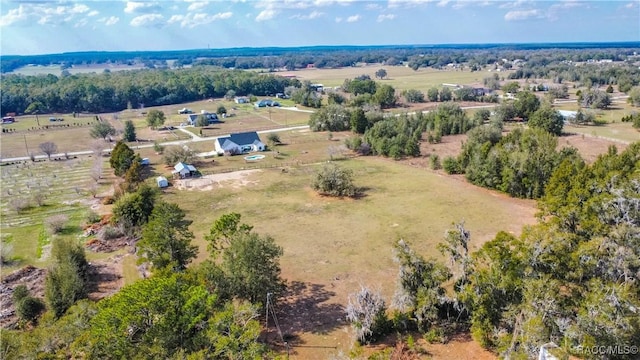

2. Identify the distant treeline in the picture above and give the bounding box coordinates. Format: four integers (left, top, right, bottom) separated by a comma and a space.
2, 42, 638, 73
0, 68, 299, 115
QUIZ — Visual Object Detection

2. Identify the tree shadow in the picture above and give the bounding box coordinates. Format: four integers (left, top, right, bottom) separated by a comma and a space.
269, 281, 345, 345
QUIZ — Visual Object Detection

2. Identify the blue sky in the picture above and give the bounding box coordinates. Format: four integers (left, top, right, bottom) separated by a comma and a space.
1, 0, 638, 55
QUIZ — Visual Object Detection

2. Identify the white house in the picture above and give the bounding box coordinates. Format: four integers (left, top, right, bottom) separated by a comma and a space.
156, 176, 169, 188
234, 96, 250, 104
215, 131, 265, 155
172, 162, 198, 178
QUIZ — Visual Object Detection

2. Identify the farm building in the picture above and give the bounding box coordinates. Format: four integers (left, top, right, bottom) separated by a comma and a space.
172, 162, 198, 178
234, 96, 250, 104
215, 131, 265, 155
156, 176, 169, 188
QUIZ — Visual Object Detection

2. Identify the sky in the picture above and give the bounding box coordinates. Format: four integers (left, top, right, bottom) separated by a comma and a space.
0, 0, 638, 55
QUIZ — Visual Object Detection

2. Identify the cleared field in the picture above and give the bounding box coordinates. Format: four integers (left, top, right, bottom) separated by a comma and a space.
10, 64, 147, 76
288, 64, 514, 92
159, 156, 537, 358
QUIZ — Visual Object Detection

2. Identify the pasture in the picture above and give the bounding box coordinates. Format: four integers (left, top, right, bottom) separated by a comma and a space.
158, 156, 537, 358
288, 64, 513, 92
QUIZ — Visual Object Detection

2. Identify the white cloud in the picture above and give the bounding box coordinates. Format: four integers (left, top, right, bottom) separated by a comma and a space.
437, 0, 450, 7
377, 13, 395, 22
102, 16, 120, 26
0, 5, 29, 26
335, 16, 342, 22
88, 10, 99, 17
170, 11, 232, 27
387, 0, 434, 9
499, 0, 533, 9
0, 2, 97, 27
125, 2, 161, 14
187, 1, 208, 11
69, 4, 90, 14
504, 9, 542, 21
346, 14, 360, 22
74, 18, 88, 28
366, 3, 382, 10
625, 2, 638, 8
291, 10, 324, 20
547, 1, 584, 21
256, 8, 277, 21
130, 13, 165, 27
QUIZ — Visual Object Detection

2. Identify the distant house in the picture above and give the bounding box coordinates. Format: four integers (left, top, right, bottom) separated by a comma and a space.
186, 112, 219, 126
172, 162, 198, 178
472, 87, 492, 96
215, 131, 265, 155
254, 99, 280, 108
234, 96, 250, 104
156, 176, 169, 188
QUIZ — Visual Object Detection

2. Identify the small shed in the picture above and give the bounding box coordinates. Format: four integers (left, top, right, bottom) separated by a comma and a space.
140, 158, 150, 166
172, 162, 197, 178
156, 176, 169, 188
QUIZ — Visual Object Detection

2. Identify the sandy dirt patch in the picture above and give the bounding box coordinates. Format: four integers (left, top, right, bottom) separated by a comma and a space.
174, 170, 261, 191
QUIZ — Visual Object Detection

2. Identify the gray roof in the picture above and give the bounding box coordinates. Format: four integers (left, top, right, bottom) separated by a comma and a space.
217, 131, 262, 149
174, 162, 197, 172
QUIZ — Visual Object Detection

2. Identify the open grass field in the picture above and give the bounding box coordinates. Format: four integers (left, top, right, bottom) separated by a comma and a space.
156, 156, 537, 358
287, 64, 514, 93
10, 64, 147, 77
553, 100, 639, 144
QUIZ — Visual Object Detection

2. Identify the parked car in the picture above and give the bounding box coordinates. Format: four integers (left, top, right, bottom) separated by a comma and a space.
178, 108, 193, 114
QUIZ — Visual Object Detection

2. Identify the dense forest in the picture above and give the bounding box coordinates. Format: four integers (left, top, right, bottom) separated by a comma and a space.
0, 68, 300, 115
2, 42, 638, 73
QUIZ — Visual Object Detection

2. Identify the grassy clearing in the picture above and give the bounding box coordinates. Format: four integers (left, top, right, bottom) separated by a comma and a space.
158, 155, 537, 357
163, 156, 537, 295
553, 101, 640, 144
289, 64, 514, 92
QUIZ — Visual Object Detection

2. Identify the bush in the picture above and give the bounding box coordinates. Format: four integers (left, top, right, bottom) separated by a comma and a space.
45, 214, 69, 234
98, 225, 123, 241
312, 163, 358, 197
86, 210, 101, 224
16, 295, 45, 324
9, 198, 30, 213
12, 285, 29, 303
442, 156, 463, 174
345, 286, 390, 344
430, 154, 442, 170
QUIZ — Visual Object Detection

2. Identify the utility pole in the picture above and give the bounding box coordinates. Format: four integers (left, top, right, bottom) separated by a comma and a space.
265, 292, 271, 342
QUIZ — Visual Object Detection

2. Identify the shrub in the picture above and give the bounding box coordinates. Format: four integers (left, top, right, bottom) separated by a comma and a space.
442, 156, 463, 174
98, 225, 123, 241
345, 286, 390, 344
312, 163, 358, 197
45, 214, 69, 235
12, 285, 29, 303
86, 210, 102, 224
9, 198, 30, 213
430, 154, 442, 170
16, 295, 45, 324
